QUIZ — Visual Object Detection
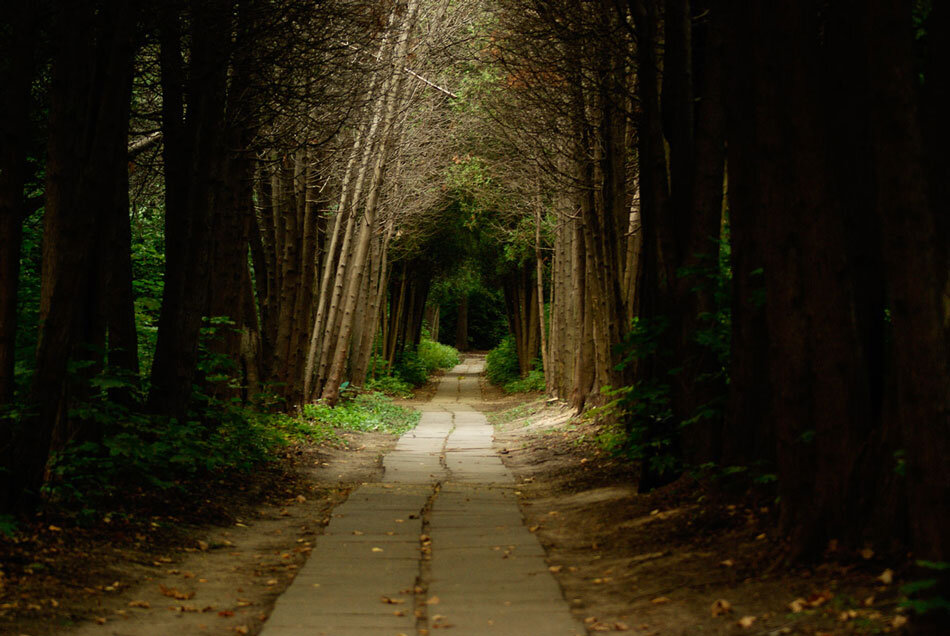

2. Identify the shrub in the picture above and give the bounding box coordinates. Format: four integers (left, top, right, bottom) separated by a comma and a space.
302, 391, 420, 435
365, 374, 414, 398
417, 338, 460, 372
485, 334, 520, 386
392, 339, 460, 387
486, 335, 545, 393
393, 351, 428, 387
503, 367, 545, 394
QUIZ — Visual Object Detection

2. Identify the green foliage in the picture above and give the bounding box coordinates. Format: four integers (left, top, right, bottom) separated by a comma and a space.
594, 230, 735, 485
900, 560, 950, 616
485, 334, 520, 386
393, 351, 428, 387
131, 236, 165, 375
47, 385, 287, 508
302, 392, 420, 435
0, 514, 17, 537
365, 374, 414, 398
393, 339, 460, 387
433, 271, 508, 350
485, 334, 544, 393
417, 338, 460, 371
502, 368, 545, 394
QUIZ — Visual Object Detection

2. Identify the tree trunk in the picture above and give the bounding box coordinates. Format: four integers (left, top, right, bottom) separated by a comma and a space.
7, 0, 137, 512
868, 0, 950, 563
149, 1, 232, 421
0, 3, 35, 405
455, 294, 469, 352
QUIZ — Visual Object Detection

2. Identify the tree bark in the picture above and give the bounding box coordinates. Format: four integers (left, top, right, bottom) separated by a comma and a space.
8, 0, 137, 512
0, 3, 35, 405
149, 0, 232, 422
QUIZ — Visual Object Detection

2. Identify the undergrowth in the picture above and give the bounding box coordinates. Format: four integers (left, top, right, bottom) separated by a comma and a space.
379, 338, 461, 390
302, 391, 420, 435
43, 372, 417, 520
486, 334, 545, 393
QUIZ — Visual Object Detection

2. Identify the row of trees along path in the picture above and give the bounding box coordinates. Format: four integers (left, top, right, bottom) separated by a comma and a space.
0, 0, 947, 621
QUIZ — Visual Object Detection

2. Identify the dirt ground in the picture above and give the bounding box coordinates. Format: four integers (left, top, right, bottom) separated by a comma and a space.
0, 376, 922, 635
490, 395, 918, 636
0, 431, 395, 636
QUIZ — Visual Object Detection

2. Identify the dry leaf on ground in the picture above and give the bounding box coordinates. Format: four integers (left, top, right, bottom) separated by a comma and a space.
711, 599, 732, 616
738, 615, 757, 628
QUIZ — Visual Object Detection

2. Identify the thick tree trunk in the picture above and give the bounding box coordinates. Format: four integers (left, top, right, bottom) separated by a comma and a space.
8, 0, 137, 512
868, 0, 950, 563
720, 3, 772, 470
149, 1, 232, 421
0, 4, 34, 405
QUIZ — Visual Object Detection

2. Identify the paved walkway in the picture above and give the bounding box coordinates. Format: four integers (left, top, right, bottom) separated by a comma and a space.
261, 357, 581, 635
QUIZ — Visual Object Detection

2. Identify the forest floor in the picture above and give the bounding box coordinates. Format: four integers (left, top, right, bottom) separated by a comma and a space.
0, 371, 915, 636
483, 382, 915, 635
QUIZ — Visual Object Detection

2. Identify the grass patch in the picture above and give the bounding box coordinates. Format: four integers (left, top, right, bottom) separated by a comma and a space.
302, 391, 420, 436
365, 374, 414, 398
487, 400, 546, 427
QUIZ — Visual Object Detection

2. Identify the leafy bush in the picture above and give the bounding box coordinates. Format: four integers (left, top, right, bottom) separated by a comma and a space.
485, 334, 520, 386
302, 391, 420, 435
365, 374, 414, 398
392, 339, 460, 387
417, 338, 460, 372
503, 367, 545, 394
47, 400, 288, 507
486, 335, 544, 393
393, 351, 428, 387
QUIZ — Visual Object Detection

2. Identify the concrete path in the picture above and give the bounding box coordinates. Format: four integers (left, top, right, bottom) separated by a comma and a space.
261, 357, 582, 635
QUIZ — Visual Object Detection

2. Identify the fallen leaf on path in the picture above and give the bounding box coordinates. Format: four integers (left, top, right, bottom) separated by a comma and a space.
94, 617, 107, 624
719, 559, 735, 567
296, 495, 307, 503
352, 530, 364, 536
878, 568, 894, 585
158, 584, 194, 600
711, 599, 732, 616
614, 621, 630, 631
218, 610, 235, 617
234, 626, 249, 635
650, 597, 670, 604
806, 590, 833, 607
128, 600, 151, 609
197, 540, 209, 551
891, 616, 908, 628
372, 547, 384, 552
266, 579, 278, 586
549, 565, 563, 573
737, 615, 757, 628
789, 598, 807, 612
381, 596, 405, 604
861, 548, 874, 559
426, 595, 440, 605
